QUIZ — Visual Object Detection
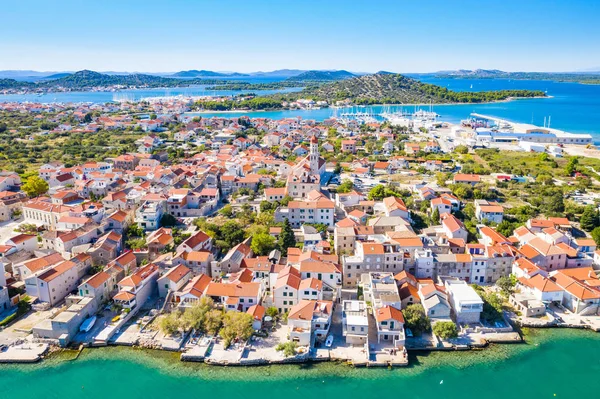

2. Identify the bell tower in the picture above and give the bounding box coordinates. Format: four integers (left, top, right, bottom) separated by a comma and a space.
309, 135, 319, 175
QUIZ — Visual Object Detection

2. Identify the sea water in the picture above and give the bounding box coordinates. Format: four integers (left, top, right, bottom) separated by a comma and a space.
1, 329, 598, 399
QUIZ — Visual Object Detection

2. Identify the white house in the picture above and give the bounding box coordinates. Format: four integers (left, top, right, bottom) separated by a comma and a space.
475, 200, 504, 224
445, 279, 483, 324
157, 264, 192, 298
342, 300, 369, 345
25, 260, 79, 306
287, 299, 333, 346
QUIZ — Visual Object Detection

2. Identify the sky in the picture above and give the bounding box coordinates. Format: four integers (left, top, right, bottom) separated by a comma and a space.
1, 0, 599, 73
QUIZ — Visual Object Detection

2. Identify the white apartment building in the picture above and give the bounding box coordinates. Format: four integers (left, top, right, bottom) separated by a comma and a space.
25, 261, 79, 306
475, 200, 504, 224
275, 195, 335, 229
135, 200, 166, 231
342, 300, 369, 345
445, 279, 483, 324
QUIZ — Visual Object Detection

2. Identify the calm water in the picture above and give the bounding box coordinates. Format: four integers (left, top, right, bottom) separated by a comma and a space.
0, 85, 302, 103
1, 329, 599, 399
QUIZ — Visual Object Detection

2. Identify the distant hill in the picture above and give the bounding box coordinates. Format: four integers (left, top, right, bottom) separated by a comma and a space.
436, 69, 600, 84
0, 70, 65, 79
440, 69, 505, 77
42, 70, 185, 89
171, 70, 248, 78
250, 69, 306, 78
0, 70, 212, 90
0, 78, 33, 89
39, 73, 71, 80
286, 70, 356, 82
275, 73, 546, 104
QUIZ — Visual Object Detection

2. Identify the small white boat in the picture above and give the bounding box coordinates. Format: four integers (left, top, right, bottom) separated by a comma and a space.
79, 316, 97, 333
325, 334, 334, 348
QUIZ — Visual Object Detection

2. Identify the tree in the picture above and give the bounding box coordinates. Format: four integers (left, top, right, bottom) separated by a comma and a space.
496, 275, 517, 297
436, 172, 449, 187
219, 204, 234, 218
276, 341, 298, 357
431, 207, 440, 224
452, 183, 473, 200
21, 176, 49, 197
159, 312, 183, 335
126, 237, 146, 250
279, 195, 293, 206
260, 200, 275, 213
579, 205, 599, 232
455, 145, 469, 154
204, 309, 224, 336
402, 304, 430, 335
368, 185, 386, 201
336, 179, 354, 193
462, 203, 476, 220
266, 307, 279, 320
220, 311, 253, 347
126, 223, 145, 238
591, 226, 600, 247
433, 321, 458, 339
220, 220, 245, 249
251, 232, 277, 256
253, 211, 274, 227
471, 285, 503, 322
278, 218, 296, 256
182, 297, 214, 331
536, 174, 553, 185
496, 220, 517, 237
160, 213, 177, 227
565, 156, 578, 176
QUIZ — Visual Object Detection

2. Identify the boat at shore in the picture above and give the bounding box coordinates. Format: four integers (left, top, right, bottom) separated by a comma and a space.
79, 316, 96, 333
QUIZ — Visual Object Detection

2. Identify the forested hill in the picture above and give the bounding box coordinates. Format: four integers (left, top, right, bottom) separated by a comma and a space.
0, 70, 228, 90
274, 73, 547, 104
285, 70, 356, 82
44, 70, 185, 89
436, 69, 600, 85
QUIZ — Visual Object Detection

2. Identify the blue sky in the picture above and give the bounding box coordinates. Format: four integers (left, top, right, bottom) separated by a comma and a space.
1, 0, 599, 73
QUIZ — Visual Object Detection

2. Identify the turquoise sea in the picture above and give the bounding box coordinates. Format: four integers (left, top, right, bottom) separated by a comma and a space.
1, 329, 599, 399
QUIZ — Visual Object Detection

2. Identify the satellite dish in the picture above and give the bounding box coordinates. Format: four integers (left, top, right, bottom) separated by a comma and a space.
264, 316, 273, 322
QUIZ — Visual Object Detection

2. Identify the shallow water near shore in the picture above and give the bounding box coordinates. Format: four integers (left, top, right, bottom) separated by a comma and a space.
1, 328, 599, 398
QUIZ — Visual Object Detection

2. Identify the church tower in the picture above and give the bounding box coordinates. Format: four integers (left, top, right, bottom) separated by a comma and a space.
309, 135, 319, 175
